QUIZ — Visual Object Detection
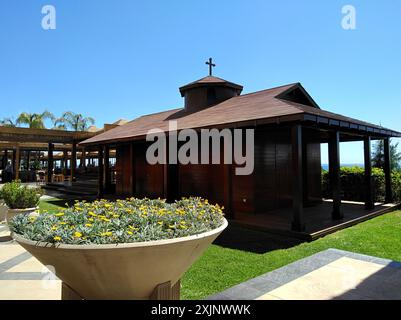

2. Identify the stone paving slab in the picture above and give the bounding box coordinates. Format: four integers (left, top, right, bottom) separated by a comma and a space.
208, 248, 401, 300
0, 242, 61, 300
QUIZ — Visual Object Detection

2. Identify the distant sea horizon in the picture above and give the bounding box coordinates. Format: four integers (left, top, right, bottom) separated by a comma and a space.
321, 163, 364, 170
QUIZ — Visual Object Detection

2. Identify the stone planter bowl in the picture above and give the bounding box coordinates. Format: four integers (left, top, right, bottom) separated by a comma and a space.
13, 218, 228, 300
0, 202, 7, 222
6, 207, 39, 224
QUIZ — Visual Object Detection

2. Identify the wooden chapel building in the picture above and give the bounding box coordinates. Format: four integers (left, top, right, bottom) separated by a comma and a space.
81, 65, 401, 235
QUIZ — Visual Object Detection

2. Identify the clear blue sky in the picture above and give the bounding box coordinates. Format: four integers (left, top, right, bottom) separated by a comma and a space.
0, 0, 400, 164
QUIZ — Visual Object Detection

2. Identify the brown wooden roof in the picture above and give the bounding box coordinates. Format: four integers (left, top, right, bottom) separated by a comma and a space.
81, 82, 401, 146
179, 76, 243, 97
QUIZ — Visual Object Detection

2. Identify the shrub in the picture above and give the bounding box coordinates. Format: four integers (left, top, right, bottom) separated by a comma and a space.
322, 167, 401, 203
9, 197, 225, 245
0, 181, 42, 209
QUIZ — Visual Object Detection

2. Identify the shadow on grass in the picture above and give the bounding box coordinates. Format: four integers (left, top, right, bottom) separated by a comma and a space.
214, 224, 304, 254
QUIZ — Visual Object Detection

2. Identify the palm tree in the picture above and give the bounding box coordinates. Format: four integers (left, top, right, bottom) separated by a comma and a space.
16, 111, 54, 129
58, 111, 95, 131
0, 117, 17, 127
52, 117, 67, 130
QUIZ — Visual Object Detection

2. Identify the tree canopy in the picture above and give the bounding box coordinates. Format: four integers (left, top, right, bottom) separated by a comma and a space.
0, 111, 95, 131
372, 139, 401, 171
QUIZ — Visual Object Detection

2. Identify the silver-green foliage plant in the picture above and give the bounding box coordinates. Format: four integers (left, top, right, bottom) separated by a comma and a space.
0, 181, 42, 209
10, 197, 225, 245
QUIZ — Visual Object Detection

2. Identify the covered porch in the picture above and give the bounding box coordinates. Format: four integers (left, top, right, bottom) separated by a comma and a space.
235, 114, 401, 239
235, 200, 399, 240
0, 126, 98, 184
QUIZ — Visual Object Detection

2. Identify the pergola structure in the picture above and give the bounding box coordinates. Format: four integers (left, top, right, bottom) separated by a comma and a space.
289, 120, 399, 232
0, 126, 99, 183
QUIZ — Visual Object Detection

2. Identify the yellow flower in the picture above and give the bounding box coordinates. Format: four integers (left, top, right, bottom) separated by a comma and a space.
101, 231, 113, 237
88, 218, 94, 222
59, 222, 67, 225
157, 221, 163, 225
54, 236, 61, 241
51, 226, 58, 231
127, 231, 133, 235
74, 231, 82, 238
55, 212, 64, 217
85, 223, 92, 227
88, 212, 97, 217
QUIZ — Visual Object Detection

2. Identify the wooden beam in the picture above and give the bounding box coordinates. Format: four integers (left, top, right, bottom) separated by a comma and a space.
47, 143, 54, 183
291, 124, 305, 232
384, 138, 393, 203
0, 126, 96, 144
364, 136, 374, 210
329, 131, 342, 219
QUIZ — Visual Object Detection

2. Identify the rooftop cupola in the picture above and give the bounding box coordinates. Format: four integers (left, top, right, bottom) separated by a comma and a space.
179, 58, 243, 113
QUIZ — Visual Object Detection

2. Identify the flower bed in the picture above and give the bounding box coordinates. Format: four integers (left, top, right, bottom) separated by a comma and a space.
10, 197, 225, 245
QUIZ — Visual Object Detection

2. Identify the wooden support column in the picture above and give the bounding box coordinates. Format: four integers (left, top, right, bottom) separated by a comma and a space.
82, 148, 87, 170
2, 149, 7, 168
26, 150, 31, 170
47, 143, 54, 183
63, 150, 68, 170
291, 124, 305, 232
130, 143, 135, 196
98, 146, 104, 197
384, 138, 393, 203
103, 145, 110, 193
163, 139, 169, 200
15, 147, 20, 181
364, 136, 374, 210
12, 149, 16, 179
329, 131, 342, 219
71, 142, 77, 182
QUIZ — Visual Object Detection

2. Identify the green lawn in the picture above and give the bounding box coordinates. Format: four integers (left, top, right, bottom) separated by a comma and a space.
39, 198, 401, 300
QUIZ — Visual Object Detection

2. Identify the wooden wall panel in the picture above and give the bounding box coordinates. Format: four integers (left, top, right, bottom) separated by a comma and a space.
115, 144, 133, 196
275, 130, 292, 209
254, 128, 276, 212
232, 129, 255, 214
134, 142, 164, 199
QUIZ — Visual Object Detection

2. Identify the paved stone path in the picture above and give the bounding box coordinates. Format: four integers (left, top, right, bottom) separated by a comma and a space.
1, 233, 400, 300
0, 239, 61, 300
209, 249, 401, 300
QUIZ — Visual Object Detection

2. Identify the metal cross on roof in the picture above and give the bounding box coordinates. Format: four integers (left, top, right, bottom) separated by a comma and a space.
205, 58, 216, 76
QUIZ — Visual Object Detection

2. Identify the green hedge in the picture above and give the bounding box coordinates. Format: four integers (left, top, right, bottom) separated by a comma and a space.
322, 167, 401, 203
